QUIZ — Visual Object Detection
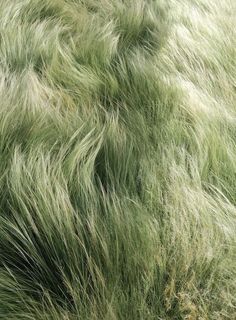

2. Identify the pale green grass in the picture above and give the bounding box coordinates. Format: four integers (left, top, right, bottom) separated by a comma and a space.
0, 0, 236, 319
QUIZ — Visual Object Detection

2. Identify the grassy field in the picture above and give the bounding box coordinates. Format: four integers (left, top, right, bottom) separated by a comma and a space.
0, 0, 236, 319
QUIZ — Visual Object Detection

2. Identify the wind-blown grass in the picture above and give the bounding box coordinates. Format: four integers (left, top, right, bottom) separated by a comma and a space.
0, 0, 235, 319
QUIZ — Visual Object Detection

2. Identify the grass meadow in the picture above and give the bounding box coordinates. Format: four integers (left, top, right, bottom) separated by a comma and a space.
0, 0, 235, 319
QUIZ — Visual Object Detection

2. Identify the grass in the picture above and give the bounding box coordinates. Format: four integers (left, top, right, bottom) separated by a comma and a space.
0, 0, 236, 319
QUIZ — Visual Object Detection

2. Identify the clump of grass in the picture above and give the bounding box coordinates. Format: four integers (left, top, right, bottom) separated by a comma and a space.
0, 0, 235, 319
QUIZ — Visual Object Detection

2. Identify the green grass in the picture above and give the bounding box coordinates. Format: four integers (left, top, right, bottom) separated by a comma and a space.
0, 0, 236, 319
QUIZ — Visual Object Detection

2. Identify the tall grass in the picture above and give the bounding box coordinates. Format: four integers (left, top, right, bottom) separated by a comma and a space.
0, 0, 235, 318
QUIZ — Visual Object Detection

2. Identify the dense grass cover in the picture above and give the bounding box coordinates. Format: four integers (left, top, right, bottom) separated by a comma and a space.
0, 0, 235, 318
